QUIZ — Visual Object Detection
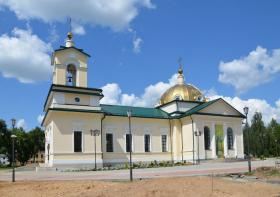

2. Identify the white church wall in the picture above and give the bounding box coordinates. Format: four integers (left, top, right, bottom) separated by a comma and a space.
160, 102, 178, 113
177, 102, 199, 112
102, 116, 172, 164
49, 111, 103, 166
191, 115, 244, 160
200, 100, 242, 116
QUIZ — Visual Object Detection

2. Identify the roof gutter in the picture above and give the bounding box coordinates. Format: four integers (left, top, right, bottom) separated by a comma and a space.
101, 113, 106, 165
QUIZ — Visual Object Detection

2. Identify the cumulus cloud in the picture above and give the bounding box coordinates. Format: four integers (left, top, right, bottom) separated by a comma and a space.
16, 119, 26, 129
0, 28, 52, 83
100, 73, 177, 107
218, 46, 280, 94
72, 22, 86, 35
204, 91, 280, 124
0, 0, 155, 31
101, 77, 280, 125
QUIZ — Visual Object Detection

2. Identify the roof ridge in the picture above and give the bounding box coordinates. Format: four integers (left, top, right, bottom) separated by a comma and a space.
100, 104, 158, 110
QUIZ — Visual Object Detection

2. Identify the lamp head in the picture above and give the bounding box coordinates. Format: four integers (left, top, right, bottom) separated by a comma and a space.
243, 106, 249, 115
11, 118, 16, 128
127, 109, 132, 118
11, 134, 17, 138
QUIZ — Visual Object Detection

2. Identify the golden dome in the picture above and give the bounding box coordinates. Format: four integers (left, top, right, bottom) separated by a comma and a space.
159, 64, 204, 105
159, 84, 204, 105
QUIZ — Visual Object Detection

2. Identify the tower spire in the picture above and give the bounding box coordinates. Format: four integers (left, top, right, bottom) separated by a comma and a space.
177, 57, 185, 85
66, 17, 74, 47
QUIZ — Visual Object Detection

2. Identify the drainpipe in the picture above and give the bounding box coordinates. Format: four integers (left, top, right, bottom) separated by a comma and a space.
101, 114, 106, 163
168, 119, 174, 164
190, 115, 195, 164
179, 119, 184, 162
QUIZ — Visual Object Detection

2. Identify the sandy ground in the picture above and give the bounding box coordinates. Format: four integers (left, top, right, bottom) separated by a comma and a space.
0, 176, 280, 197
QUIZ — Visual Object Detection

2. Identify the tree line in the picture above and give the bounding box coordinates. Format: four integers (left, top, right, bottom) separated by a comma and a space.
243, 112, 280, 158
0, 119, 44, 166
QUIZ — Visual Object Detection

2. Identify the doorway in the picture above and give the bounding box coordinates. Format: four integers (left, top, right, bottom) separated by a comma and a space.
215, 124, 224, 158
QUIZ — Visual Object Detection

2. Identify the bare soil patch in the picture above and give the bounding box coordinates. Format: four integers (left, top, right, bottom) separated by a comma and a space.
252, 166, 280, 180
0, 176, 279, 197
0, 177, 280, 197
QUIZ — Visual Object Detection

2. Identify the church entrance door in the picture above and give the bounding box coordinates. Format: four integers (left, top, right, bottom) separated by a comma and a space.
215, 124, 224, 158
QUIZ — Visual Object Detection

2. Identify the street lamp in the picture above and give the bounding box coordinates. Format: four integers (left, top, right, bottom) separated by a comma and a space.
243, 106, 251, 173
127, 109, 133, 181
11, 118, 16, 182
90, 129, 101, 170
194, 131, 202, 164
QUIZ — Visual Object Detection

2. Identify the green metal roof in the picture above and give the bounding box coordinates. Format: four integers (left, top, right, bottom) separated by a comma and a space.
101, 104, 170, 119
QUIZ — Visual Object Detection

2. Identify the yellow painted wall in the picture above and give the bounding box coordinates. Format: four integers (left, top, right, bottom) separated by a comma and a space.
102, 116, 172, 162
64, 93, 90, 106
50, 111, 102, 154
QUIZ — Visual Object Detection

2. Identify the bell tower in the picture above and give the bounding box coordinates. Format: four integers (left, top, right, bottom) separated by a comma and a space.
51, 30, 90, 88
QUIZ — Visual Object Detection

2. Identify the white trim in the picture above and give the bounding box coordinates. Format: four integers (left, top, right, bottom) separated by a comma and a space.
51, 103, 101, 111
161, 134, 168, 152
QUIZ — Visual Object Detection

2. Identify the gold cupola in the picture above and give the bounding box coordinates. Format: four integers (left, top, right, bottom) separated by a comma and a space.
159, 65, 205, 105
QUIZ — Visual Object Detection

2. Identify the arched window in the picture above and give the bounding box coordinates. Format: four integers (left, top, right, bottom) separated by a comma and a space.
66, 64, 76, 86
227, 127, 234, 150
204, 126, 211, 150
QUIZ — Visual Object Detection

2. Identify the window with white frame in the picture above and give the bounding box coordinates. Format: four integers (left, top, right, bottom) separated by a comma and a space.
74, 131, 82, 152
161, 135, 167, 152
204, 126, 211, 150
144, 134, 151, 152
227, 127, 234, 150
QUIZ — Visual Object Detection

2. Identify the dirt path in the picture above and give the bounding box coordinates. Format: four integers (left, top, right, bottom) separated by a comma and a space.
0, 176, 279, 197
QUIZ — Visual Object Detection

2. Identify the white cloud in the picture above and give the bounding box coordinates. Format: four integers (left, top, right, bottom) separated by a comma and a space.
0, 0, 155, 32
101, 73, 177, 107
72, 23, 86, 35
218, 46, 280, 94
37, 114, 44, 125
133, 37, 143, 53
101, 83, 122, 105
0, 28, 52, 83
16, 119, 26, 129
48, 24, 59, 43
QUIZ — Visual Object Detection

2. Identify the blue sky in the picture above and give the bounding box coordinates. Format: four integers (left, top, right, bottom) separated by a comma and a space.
0, 0, 280, 129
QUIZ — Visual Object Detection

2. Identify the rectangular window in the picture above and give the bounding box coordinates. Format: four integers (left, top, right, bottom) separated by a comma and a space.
74, 131, 82, 152
144, 134, 151, 152
126, 134, 132, 152
106, 133, 113, 152
162, 135, 167, 152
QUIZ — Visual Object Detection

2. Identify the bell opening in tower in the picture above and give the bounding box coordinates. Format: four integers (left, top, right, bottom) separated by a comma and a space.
66, 64, 77, 86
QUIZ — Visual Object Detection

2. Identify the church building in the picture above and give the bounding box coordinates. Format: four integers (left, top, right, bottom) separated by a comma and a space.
42, 31, 245, 167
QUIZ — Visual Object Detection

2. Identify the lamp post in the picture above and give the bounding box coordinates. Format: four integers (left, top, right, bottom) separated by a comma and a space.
90, 129, 101, 170
11, 118, 16, 182
127, 109, 133, 181
194, 131, 202, 164
243, 106, 251, 173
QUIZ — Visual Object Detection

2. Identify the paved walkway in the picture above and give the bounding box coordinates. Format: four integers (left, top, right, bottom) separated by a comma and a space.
0, 159, 276, 181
